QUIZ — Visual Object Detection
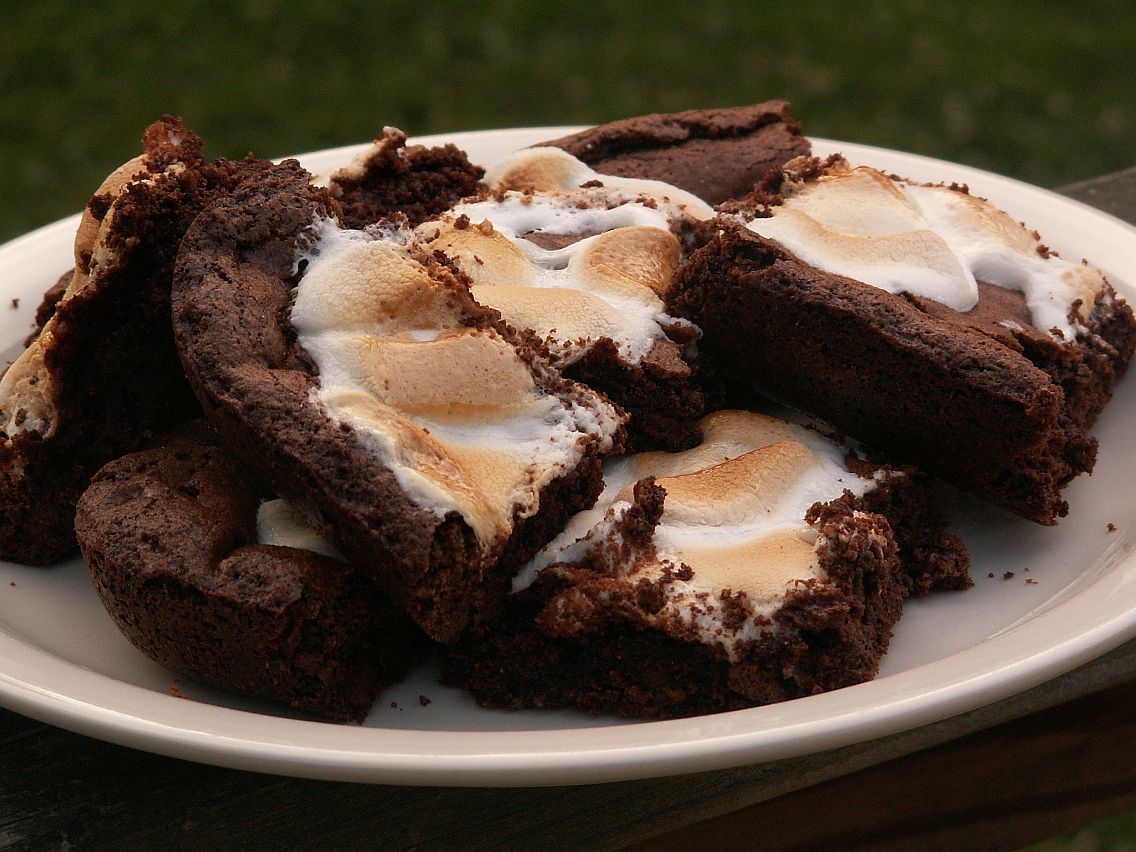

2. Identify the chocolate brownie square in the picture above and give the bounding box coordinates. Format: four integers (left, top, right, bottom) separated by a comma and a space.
172, 161, 623, 642
420, 146, 713, 451
539, 101, 811, 205
670, 157, 1135, 523
76, 422, 423, 722
441, 410, 968, 719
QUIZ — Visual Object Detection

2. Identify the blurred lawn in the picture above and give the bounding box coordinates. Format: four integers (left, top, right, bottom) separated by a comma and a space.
1026, 809, 1136, 852
1, 0, 1134, 242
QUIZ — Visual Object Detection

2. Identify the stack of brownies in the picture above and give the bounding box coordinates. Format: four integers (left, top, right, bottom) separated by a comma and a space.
1, 102, 1130, 721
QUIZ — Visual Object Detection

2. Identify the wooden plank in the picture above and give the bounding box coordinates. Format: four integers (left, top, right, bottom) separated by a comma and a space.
625, 678, 1136, 852
3, 639, 1136, 850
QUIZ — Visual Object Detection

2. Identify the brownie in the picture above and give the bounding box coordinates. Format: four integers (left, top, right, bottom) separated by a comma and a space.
171, 161, 623, 642
24, 269, 72, 346
326, 127, 484, 229
538, 101, 810, 205
0, 116, 272, 564
75, 422, 423, 722
422, 146, 713, 451
670, 159, 1135, 524
563, 337, 705, 453
440, 410, 964, 719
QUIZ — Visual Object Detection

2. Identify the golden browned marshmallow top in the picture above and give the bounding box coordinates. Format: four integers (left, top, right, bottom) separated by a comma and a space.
486, 146, 714, 219
415, 147, 710, 368
291, 219, 624, 547
517, 410, 882, 654
746, 157, 1104, 339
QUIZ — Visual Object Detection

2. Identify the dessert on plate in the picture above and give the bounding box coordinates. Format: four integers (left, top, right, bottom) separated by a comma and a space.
24, 101, 1133, 723
440, 410, 966, 719
171, 161, 624, 642
76, 422, 423, 722
670, 154, 1136, 523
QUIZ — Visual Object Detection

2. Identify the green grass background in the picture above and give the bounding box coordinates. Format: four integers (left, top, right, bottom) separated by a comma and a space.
1, 0, 1133, 243
2, 2, 1135, 846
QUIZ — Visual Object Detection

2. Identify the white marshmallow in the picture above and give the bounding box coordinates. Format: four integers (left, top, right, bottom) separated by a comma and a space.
514, 410, 883, 658
291, 217, 624, 549
256, 499, 344, 561
746, 159, 1105, 339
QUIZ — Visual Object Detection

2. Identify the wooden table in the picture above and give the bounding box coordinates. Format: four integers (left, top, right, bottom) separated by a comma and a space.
3, 168, 1135, 852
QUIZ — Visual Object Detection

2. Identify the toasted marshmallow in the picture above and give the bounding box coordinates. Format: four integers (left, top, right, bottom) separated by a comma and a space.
515, 410, 882, 657
746, 158, 1105, 339
515, 410, 884, 658
0, 345, 54, 438
485, 146, 714, 220
291, 217, 624, 548
256, 498, 344, 561
416, 178, 697, 367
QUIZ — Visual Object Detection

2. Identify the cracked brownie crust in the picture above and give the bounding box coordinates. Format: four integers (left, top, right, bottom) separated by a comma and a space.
172, 161, 619, 642
540, 101, 811, 205
75, 422, 422, 722
0, 117, 271, 563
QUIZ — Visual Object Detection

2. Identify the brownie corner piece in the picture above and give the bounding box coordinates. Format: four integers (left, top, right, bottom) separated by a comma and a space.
538, 101, 811, 205
441, 409, 965, 719
668, 160, 1134, 525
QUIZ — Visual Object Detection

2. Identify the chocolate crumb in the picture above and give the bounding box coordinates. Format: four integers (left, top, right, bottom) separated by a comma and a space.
9, 298, 17, 309
169, 684, 188, 699
987, 572, 995, 578
1108, 523, 1118, 533
1026, 578, 1039, 585
1003, 571, 1015, 580
418, 694, 431, 706
8, 581, 14, 587
390, 701, 399, 709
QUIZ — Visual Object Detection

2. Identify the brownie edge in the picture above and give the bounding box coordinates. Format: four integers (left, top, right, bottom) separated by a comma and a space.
75, 423, 423, 722
440, 488, 909, 720
539, 101, 811, 205
171, 161, 616, 642
668, 224, 1106, 523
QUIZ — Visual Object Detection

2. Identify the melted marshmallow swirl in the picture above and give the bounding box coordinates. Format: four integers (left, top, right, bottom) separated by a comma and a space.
291, 217, 623, 548
515, 410, 883, 659
746, 159, 1105, 339
418, 149, 709, 368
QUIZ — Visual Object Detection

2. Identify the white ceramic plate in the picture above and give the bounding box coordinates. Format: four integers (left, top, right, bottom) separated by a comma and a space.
1, 128, 1135, 787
